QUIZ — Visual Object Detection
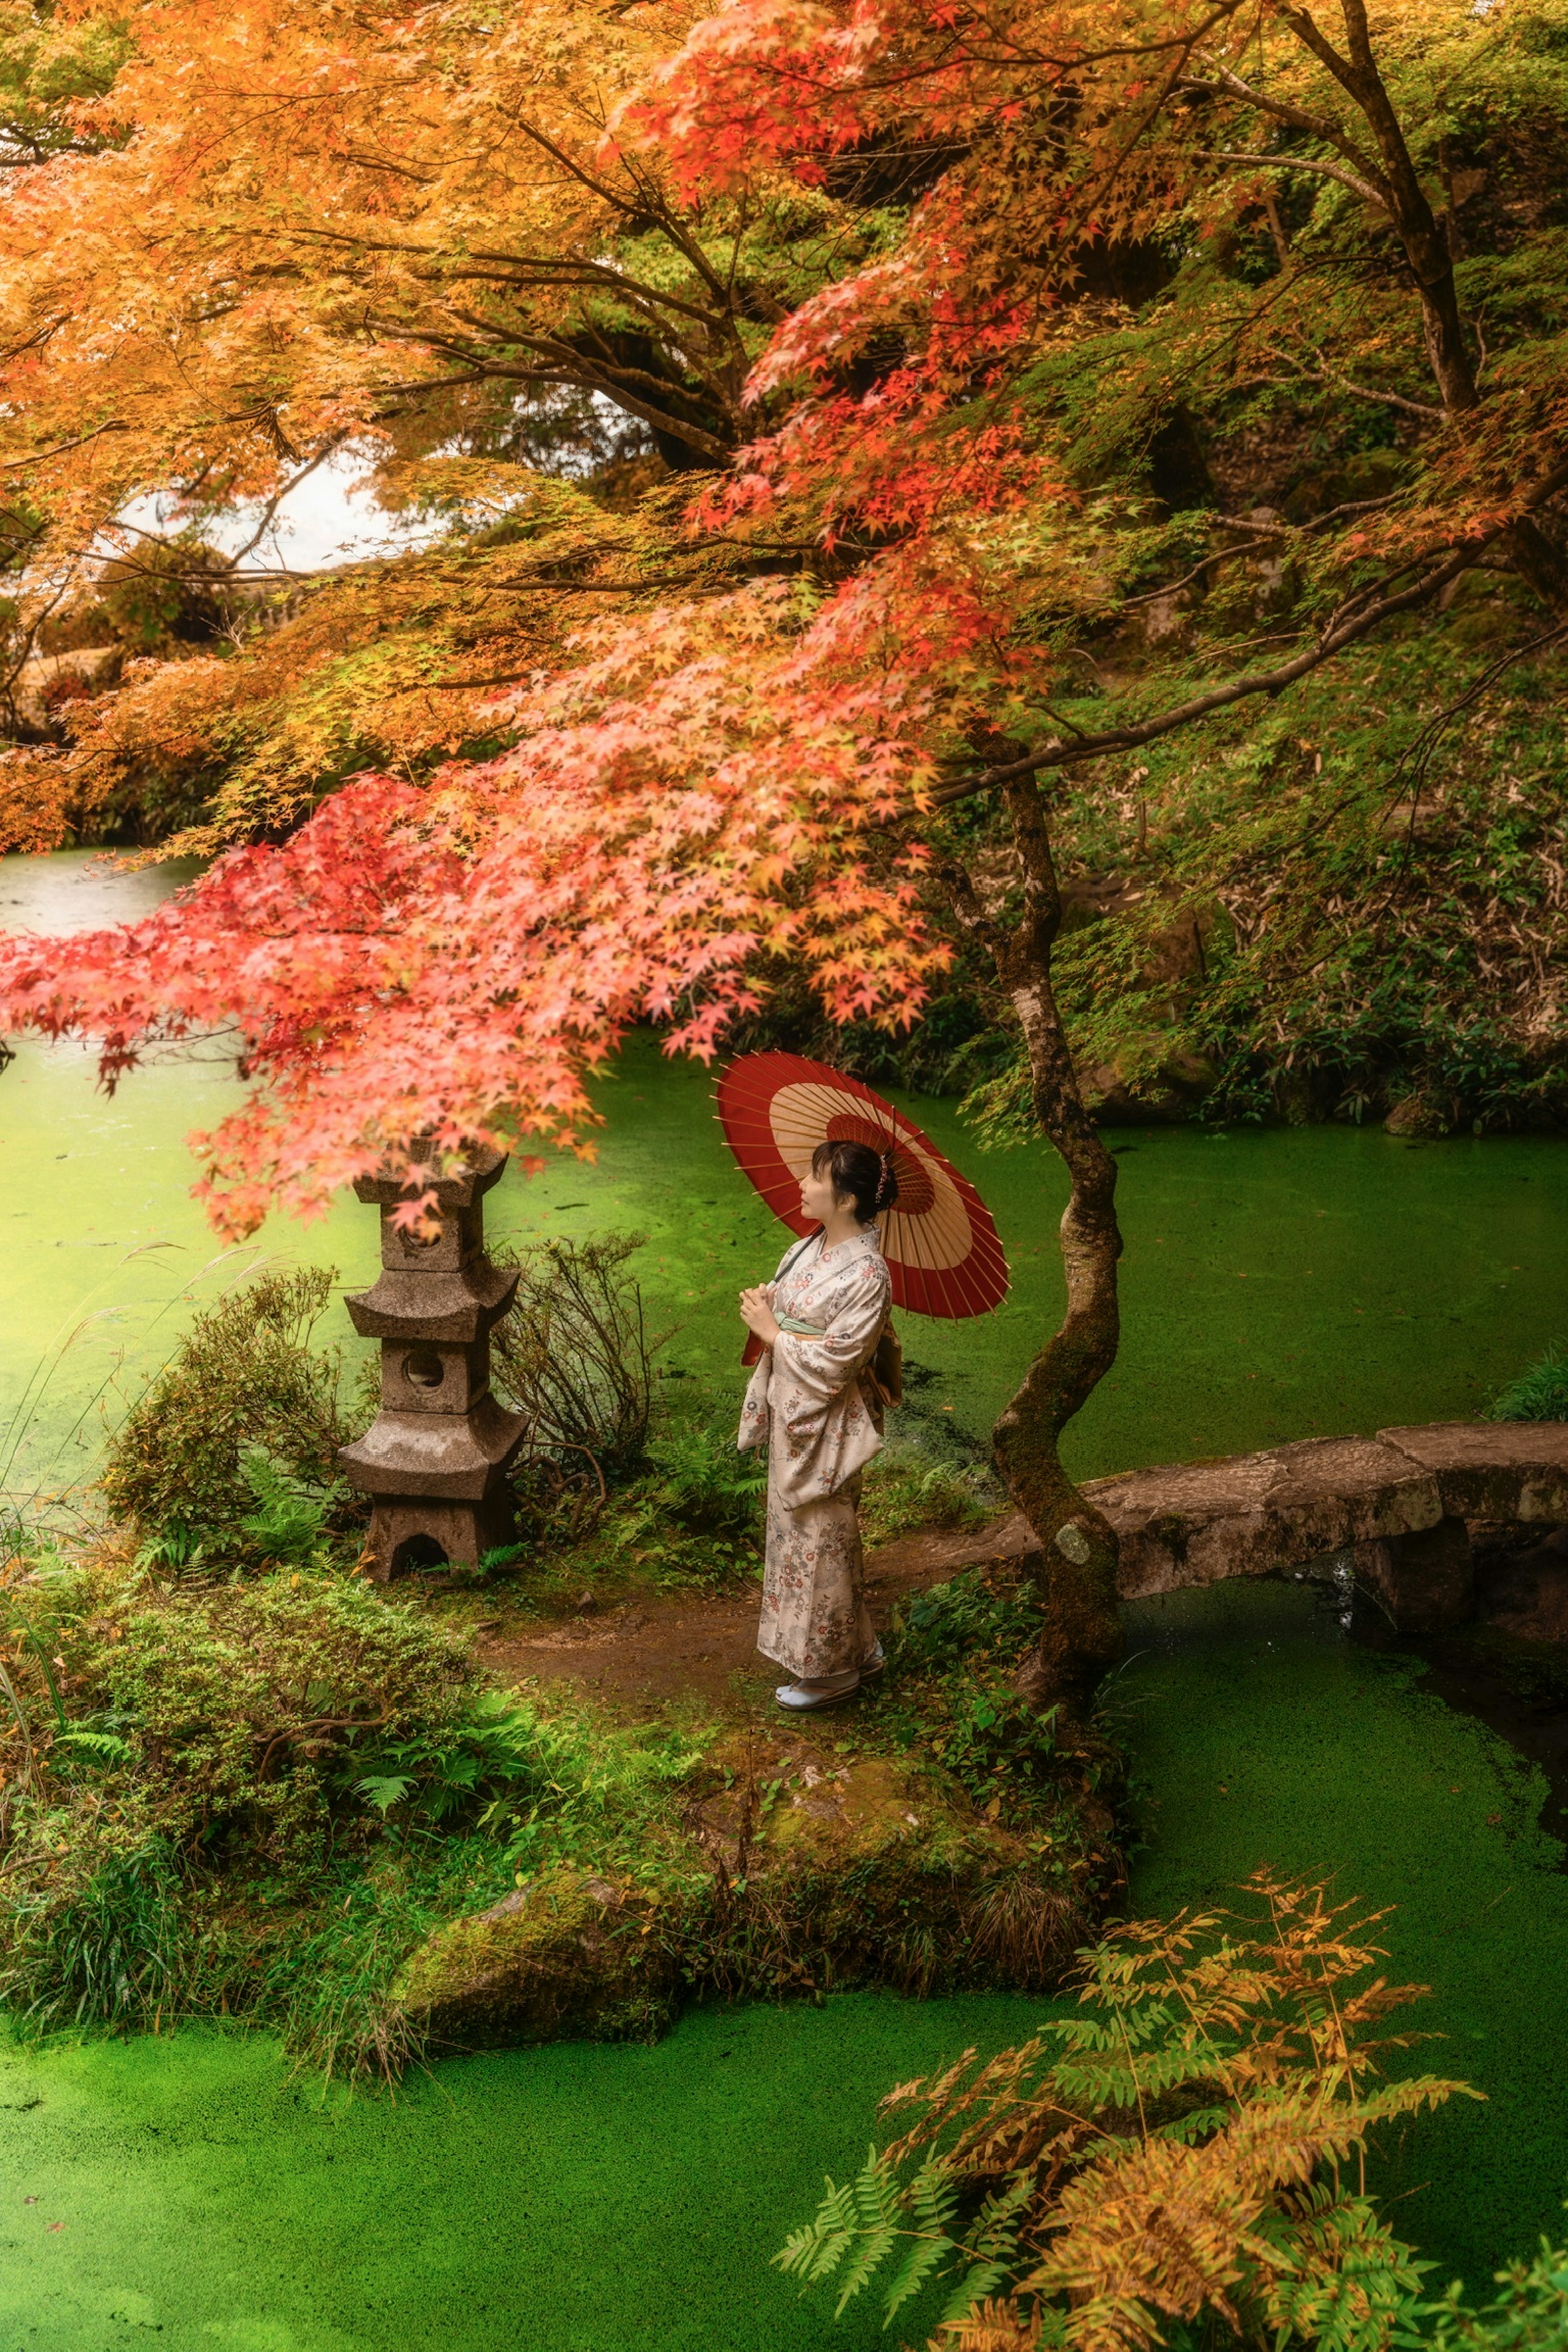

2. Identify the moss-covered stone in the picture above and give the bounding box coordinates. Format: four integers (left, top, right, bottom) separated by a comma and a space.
391, 1744, 1094, 2051
686, 1742, 1090, 2000
394, 1869, 682, 2049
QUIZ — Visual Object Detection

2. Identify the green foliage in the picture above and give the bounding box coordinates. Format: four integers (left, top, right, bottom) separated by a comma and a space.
350, 1684, 694, 1841
2, 1837, 192, 2033
238, 1446, 338, 1562
886, 1566, 1045, 1678
100, 1266, 353, 1551
862, 1568, 1069, 1826
955, 631, 1568, 1145
548, 1419, 767, 1589
645, 1421, 766, 1535
58, 1570, 480, 1854
1423, 2230, 1568, 2351
0, 3, 132, 170
1488, 1344, 1568, 1423
0, 1544, 721, 2069
860, 1445, 993, 1547
0, 1562, 488, 2040
485, 1696, 706, 1879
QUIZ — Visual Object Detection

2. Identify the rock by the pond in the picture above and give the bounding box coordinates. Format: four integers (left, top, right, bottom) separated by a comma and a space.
1384, 1090, 1452, 1138
394, 1869, 681, 2049
686, 1742, 1096, 1997
395, 1748, 1104, 2049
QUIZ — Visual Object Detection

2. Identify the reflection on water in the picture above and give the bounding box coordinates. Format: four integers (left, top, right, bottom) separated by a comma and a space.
1122, 1568, 1352, 1659
0, 846, 207, 936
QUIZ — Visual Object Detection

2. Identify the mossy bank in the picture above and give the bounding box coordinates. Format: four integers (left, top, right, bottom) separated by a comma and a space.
0, 1544, 1119, 2076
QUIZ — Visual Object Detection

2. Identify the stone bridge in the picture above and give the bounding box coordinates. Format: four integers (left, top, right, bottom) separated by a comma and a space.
991, 1423, 1568, 1634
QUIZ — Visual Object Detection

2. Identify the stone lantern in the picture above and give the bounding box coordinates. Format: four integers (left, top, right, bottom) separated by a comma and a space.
338, 1143, 527, 1581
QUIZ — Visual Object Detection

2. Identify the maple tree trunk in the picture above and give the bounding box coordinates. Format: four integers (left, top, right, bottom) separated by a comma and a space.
951, 775, 1125, 1714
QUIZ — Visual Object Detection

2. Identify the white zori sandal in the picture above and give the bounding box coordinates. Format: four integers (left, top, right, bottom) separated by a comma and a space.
775, 1643, 886, 1711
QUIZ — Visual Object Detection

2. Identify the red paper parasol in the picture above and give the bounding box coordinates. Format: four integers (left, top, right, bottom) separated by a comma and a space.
716, 1052, 1010, 1320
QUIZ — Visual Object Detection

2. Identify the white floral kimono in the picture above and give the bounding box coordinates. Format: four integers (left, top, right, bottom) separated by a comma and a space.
738, 1226, 891, 1678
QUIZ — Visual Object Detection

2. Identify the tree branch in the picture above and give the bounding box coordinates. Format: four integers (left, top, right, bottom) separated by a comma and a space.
931, 455, 1568, 805
1199, 147, 1388, 211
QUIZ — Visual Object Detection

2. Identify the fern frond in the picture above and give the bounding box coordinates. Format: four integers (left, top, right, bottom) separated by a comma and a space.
883, 2230, 963, 2325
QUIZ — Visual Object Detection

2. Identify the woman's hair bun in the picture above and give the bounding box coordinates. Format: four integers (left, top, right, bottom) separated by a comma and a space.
810, 1137, 898, 1224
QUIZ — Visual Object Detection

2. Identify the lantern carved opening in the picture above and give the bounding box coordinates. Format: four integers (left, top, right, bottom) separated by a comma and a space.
338, 1145, 526, 1581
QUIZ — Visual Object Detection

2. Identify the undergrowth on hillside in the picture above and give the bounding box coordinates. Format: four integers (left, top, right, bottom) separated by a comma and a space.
0, 1538, 1116, 2077
856, 1564, 1096, 1836
0, 1546, 711, 2071
101, 1267, 355, 1555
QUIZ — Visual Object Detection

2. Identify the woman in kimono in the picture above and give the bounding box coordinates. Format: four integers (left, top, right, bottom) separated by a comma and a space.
737, 1138, 898, 1711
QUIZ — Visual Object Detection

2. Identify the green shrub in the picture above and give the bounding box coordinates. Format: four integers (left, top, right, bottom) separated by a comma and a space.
350, 1684, 695, 1840
1, 1835, 190, 2032
864, 1568, 1069, 1826
493, 1232, 658, 1493
567, 1422, 767, 1587
237, 1446, 338, 1563
1423, 2229, 1568, 2351
646, 1421, 766, 1535
0, 1565, 483, 1884
886, 1564, 1047, 1677
101, 1266, 353, 1546
861, 1446, 993, 1546
89, 1575, 499, 1859
1489, 1344, 1568, 1423
0, 1546, 725, 2064
0, 1533, 1117, 2076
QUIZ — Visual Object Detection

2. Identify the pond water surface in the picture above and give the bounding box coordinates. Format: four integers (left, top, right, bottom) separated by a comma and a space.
1, 849, 1566, 2347
5, 853, 1567, 1496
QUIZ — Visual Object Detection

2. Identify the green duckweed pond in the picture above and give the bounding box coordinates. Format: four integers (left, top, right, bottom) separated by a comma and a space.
1, 848, 1566, 2346
5, 853, 1566, 1497
4, 1585, 1566, 2348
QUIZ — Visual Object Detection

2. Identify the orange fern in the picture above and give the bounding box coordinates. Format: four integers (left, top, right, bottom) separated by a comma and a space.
778, 1871, 1479, 2352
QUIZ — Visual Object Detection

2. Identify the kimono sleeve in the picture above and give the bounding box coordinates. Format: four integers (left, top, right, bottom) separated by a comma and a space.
735, 1237, 808, 1452
773, 1254, 890, 1400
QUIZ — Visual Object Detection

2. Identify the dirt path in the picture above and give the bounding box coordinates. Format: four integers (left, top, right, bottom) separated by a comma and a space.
475, 1513, 1036, 1712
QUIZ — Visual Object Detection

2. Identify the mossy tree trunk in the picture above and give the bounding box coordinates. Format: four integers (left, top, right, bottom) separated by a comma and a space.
949, 774, 1124, 1714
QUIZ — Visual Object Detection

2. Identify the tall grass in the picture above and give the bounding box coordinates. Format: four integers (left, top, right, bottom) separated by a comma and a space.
1489, 1343, 1568, 1423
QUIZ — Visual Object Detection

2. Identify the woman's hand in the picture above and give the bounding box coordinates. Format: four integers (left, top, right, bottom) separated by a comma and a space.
739, 1285, 781, 1345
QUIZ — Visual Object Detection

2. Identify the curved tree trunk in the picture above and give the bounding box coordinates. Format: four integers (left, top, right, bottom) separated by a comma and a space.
951, 773, 1125, 1714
